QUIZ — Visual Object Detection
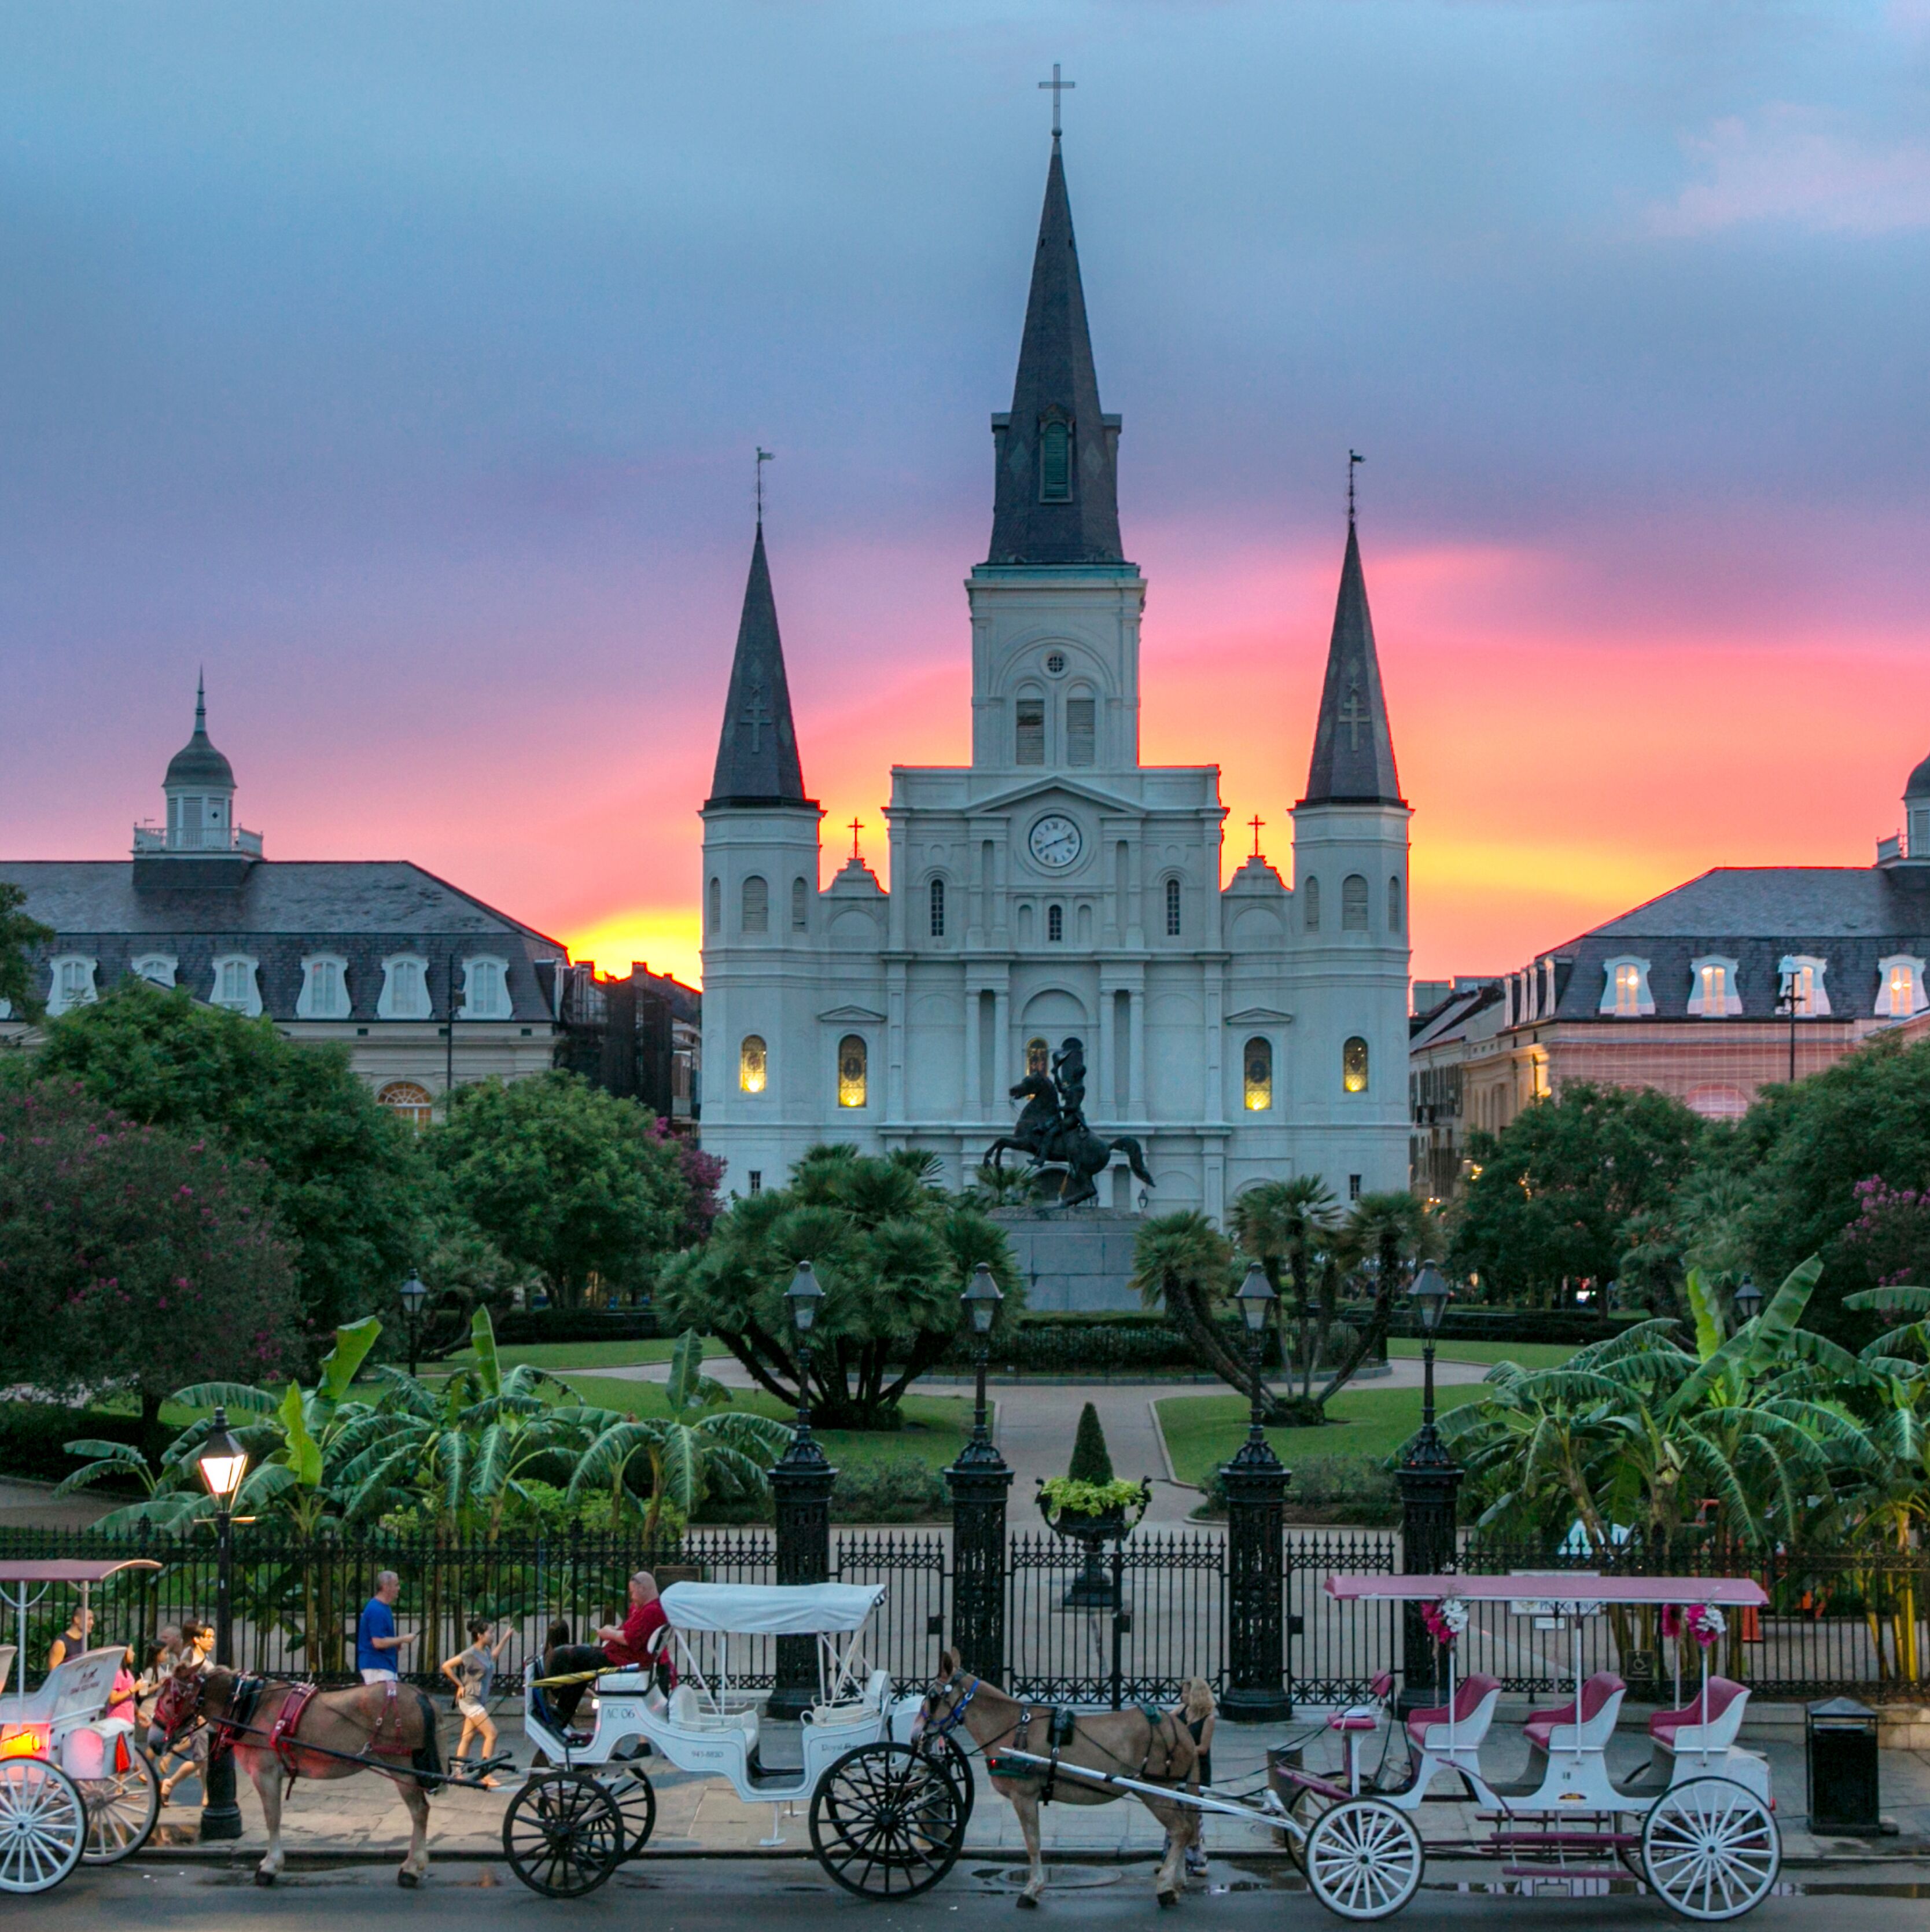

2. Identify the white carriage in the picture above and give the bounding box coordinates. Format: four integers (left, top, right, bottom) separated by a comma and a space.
506, 1581, 966, 1898
0, 1558, 165, 1894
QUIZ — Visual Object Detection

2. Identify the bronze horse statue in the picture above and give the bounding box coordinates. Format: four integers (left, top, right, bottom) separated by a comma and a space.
150, 1661, 445, 1886
984, 1037, 1153, 1209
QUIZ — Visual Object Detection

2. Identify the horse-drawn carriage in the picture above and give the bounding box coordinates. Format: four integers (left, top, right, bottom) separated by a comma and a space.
0, 1558, 165, 1894
507, 1580, 970, 1898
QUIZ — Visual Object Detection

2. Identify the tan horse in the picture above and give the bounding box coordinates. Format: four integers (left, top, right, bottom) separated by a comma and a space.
150, 1663, 443, 1886
918, 1650, 1206, 1908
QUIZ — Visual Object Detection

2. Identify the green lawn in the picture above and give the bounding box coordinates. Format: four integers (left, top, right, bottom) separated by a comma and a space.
1386, 1338, 1578, 1370
557, 1375, 971, 1472
1156, 1382, 1489, 1489
433, 1337, 724, 1372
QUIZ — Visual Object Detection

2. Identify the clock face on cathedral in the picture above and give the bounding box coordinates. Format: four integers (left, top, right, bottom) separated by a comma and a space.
1027, 814, 1082, 870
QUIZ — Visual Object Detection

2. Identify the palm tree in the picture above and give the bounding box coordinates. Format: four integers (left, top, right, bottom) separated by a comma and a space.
1233, 1176, 1339, 1396
1319, 1191, 1439, 1404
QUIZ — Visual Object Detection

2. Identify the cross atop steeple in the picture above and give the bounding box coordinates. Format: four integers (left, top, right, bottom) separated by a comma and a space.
1038, 62, 1075, 139
1248, 814, 1264, 858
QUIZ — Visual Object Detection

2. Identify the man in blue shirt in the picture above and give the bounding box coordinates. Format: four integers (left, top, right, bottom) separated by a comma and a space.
356, 1570, 415, 1684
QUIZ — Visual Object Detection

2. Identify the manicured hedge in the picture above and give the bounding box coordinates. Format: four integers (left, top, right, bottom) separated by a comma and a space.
0, 1402, 168, 1485
495, 1307, 661, 1344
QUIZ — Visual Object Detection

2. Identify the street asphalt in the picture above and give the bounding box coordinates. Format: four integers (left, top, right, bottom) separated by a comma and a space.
18, 1856, 1930, 1929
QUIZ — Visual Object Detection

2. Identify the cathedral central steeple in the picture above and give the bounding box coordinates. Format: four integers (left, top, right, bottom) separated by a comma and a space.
707, 521, 811, 808
985, 139, 1125, 566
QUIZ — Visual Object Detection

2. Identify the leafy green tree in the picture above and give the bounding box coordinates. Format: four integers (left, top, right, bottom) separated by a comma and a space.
433, 1071, 691, 1309
1130, 1208, 1257, 1399
0, 1078, 301, 1425
567, 1330, 792, 1538
0, 883, 53, 1021
1450, 1082, 1705, 1305
1067, 1402, 1114, 1484
34, 981, 420, 1338
1233, 1176, 1339, 1394
657, 1145, 1021, 1429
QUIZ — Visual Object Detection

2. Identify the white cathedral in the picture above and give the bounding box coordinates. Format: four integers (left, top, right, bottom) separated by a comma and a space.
698, 134, 1411, 1221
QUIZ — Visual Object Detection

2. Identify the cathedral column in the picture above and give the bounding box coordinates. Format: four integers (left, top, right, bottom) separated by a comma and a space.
1129, 990, 1147, 1121
1204, 962, 1225, 1125
886, 961, 908, 1123
964, 984, 983, 1120
993, 987, 1012, 1096
1093, 992, 1113, 1126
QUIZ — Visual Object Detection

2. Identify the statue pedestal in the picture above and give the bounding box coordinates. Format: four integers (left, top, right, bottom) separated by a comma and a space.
991, 1208, 1145, 1313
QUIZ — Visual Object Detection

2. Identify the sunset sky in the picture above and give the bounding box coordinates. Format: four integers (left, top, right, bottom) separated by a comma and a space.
5, 2, 1928, 992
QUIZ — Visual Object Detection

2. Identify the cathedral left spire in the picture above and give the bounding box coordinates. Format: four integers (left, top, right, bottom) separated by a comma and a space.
707, 520, 811, 808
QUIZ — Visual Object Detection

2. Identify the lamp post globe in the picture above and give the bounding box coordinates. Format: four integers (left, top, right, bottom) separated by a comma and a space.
1407, 1262, 1452, 1429
398, 1267, 429, 1376
958, 1263, 1004, 1457
1733, 1276, 1763, 1328
194, 1407, 249, 1842
1233, 1260, 1276, 1437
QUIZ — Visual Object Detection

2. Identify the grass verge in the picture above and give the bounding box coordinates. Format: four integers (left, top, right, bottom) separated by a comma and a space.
1384, 1338, 1578, 1370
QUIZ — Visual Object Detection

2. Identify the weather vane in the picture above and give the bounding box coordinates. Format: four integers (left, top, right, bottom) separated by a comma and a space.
1039, 62, 1074, 139
1348, 448, 1364, 523
756, 447, 774, 523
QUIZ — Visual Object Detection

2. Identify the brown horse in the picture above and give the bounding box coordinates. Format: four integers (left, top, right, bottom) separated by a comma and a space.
917, 1651, 1206, 1908
150, 1662, 444, 1886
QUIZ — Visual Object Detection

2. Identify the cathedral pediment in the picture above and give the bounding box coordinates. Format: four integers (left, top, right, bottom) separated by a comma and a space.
966, 775, 1141, 816
1224, 1006, 1294, 1025
817, 1004, 886, 1023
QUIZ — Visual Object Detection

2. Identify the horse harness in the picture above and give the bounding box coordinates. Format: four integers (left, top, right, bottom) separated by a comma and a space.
965, 1681, 1191, 1803
202, 1673, 421, 1792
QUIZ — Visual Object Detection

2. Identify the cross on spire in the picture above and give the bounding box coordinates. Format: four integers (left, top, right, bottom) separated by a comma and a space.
1348, 448, 1364, 525
1339, 683, 1368, 751
1038, 62, 1074, 139
848, 818, 865, 861
755, 446, 774, 524
1248, 814, 1264, 858
740, 676, 772, 751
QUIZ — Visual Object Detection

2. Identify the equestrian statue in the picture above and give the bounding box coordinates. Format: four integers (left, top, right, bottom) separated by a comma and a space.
983, 1036, 1153, 1209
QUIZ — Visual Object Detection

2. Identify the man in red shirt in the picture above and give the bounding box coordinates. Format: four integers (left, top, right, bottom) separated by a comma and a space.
546, 1572, 669, 1727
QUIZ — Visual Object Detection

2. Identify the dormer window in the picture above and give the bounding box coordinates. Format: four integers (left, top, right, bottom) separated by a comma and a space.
1877, 955, 1928, 1020
131, 955, 178, 989
461, 956, 511, 1020
1687, 956, 1741, 1018
47, 955, 98, 1016
1039, 415, 1073, 502
1600, 956, 1655, 1017
1778, 955, 1830, 1017
298, 955, 349, 1020
211, 954, 261, 1017
378, 954, 432, 1021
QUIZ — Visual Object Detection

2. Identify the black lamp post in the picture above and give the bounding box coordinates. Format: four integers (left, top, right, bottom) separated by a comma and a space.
398, 1267, 429, 1378
768, 1261, 837, 1718
195, 1408, 249, 1841
1395, 1261, 1462, 1717
1733, 1276, 1763, 1331
946, 1263, 1014, 1683
1218, 1260, 1292, 1723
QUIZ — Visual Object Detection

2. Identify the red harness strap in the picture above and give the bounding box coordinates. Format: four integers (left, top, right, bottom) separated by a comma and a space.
268, 1683, 319, 1774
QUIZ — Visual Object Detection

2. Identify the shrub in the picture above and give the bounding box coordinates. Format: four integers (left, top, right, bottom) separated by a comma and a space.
1067, 1403, 1113, 1484
1197, 1454, 1400, 1526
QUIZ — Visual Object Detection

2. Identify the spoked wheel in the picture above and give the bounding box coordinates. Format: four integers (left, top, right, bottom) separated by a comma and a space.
1303, 1798, 1424, 1922
0, 1758, 88, 1894
1284, 1783, 1342, 1873
601, 1765, 658, 1857
809, 1742, 967, 1901
80, 1742, 162, 1864
922, 1732, 976, 1827
502, 1771, 627, 1897
1640, 1778, 1781, 1922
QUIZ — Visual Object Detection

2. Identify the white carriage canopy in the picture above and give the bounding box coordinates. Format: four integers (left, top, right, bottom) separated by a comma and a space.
660, 1583, 885, 1635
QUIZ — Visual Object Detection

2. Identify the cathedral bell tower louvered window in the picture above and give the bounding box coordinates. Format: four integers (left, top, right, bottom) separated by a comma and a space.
1038, 415, 1073, 503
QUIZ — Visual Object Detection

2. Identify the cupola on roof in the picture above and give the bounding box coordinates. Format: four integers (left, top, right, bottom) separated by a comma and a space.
164, 678, 236, 791
1906, 750, 1930, 799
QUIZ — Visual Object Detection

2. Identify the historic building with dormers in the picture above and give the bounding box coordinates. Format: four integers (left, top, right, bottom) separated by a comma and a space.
697, 134, 1412, 1218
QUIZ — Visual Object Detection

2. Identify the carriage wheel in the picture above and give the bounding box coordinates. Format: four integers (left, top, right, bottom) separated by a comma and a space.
0, 1758, 88, 1894
1640, 1778, 1781, 1922
809, 1742, 967, 1901
80, 1743, 162, 1864
601, 1765, 658, 1857
1303, 1798, 1424, 1921
923, 1732, 976, 1826
1284, 1783, 1340, 1872
501, 1771, 627, 1898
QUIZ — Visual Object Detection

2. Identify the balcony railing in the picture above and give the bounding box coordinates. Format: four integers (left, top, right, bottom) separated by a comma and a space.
132, 823, 264, 856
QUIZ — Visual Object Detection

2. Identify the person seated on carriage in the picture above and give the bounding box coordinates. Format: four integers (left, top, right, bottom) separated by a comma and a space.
545, 1571, 671, 1729
46, 1603, 95, 1669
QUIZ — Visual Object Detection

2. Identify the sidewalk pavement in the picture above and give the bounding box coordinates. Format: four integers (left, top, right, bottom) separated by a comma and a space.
145, 1699, 1930, 1864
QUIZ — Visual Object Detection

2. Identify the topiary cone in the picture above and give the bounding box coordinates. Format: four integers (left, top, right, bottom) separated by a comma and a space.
1067, 1401, 1114, 1485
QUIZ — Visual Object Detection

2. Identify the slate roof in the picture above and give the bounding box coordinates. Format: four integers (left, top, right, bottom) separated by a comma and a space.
1301, 518, 1404, 807
707, 522, 810, 809
1543, 864, 1930, 1023
985, 138, 1125, 566
0, 859, 568, 1025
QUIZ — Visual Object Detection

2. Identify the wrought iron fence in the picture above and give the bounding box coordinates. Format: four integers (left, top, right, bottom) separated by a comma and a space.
1287, 1529, 1399, 1705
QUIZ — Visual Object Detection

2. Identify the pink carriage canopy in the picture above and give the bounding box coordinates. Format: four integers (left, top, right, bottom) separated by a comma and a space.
1324, 1574, 1768, 1607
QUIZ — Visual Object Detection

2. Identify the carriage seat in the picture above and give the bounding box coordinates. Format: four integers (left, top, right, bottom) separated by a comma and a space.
805, 1668, 893, 1731
592, 1668, 654, 1696
0, 1648, 124, 1729
1404, 1673, 1502, 1754
1328, 1671, 1394, 1733
1648, 1678, 1748, 1757
1523, 1673, 1626, 1754
666, 1683, 760, 1748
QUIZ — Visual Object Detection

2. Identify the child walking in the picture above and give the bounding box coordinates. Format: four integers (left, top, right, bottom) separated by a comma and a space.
441, 1617, 515, 1786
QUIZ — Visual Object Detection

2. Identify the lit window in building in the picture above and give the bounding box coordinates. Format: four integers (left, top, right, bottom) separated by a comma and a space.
837, 1034, 867, 1108
1688, 957, 1740, 1018
929, 877, 946, 937
1879, 955, 1928, 1019
739, 1035, 768, 1093
1600, 957, 1655, 1018
1342, 874, 1369, 930
1165, 877, 1181, 936
1039, 417, 1072, 502
1342, 1035, 1370, 1093
1066, 696, 1095, 767
1026, 1037, 1049, 1078
791, 877, 808, 930
377, 1080, 434, 1131
1047, 903, 1064, 943
742, 875, 768, 934
1778, 955, 1830, 1016
1016, 697, 1045, 765
1387, 875, 1403, 933
1243, 1037, 1273, 1112
1303, 876, 1320, 930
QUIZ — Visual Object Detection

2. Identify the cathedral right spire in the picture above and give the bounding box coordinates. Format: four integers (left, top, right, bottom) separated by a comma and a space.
706, 520, 810, 809
984, 137, 1125, 566
1301, 513, 1404, 807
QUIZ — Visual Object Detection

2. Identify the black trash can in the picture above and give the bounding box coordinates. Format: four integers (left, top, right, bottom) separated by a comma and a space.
1807, 1697, 1882, 1835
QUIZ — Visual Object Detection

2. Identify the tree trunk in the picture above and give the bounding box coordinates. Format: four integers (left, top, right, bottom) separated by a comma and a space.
1317, 1272, 1400, 1408
1164, 1277, 1306, 1426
